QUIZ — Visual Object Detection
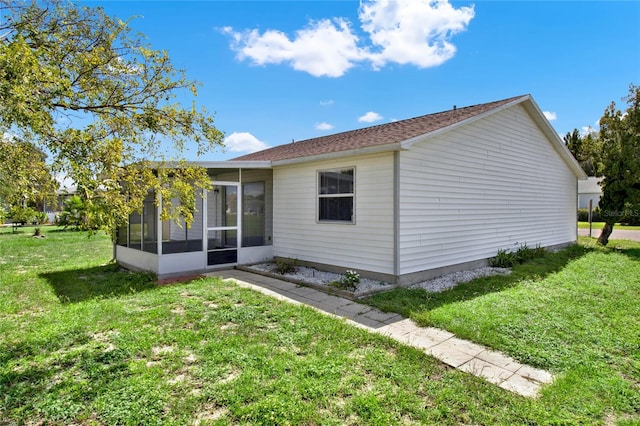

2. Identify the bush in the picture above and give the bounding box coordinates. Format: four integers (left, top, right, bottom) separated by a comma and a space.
34, 211, 47, 225
7, 205, 38, 225
56, 195, 87, 230
489, 244, 546, 268
329, 269, 361, 291
621, 204, 640, 226
579, 205, 640, 225
275, 258, 297, 274
577, 208, 601, 222
489, 249, 517, 268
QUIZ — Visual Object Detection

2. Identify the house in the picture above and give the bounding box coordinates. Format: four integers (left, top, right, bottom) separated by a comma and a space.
578, 176, 602, 209
116, 95, 587, 285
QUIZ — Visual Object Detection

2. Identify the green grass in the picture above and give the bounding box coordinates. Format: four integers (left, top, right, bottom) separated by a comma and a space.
364, 237, 640, 424
578, 221, 640, 230
1, 229, 639, 424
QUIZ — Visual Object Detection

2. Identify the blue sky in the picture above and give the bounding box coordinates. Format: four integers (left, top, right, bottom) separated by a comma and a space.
86, 0, 640, 161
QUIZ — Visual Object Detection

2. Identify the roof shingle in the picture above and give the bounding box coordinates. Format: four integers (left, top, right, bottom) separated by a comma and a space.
232, 95, 527, 162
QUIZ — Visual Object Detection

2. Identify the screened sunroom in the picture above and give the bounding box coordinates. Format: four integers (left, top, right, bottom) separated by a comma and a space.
115, 162, 273, 278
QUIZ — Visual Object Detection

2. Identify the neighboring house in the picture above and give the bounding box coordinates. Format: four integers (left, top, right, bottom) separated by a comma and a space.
578, 177, 602, 209
45, 187, 77, 223
116, 95, 587, 285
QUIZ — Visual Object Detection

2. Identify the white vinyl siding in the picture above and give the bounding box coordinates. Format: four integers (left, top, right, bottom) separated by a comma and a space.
273, 152, 394, 274
398, 104, 577, 275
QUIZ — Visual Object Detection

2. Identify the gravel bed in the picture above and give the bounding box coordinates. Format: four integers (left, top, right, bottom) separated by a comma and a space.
245, 263, 392, 297
409, 267, 511, 292
244, 262, 511, 296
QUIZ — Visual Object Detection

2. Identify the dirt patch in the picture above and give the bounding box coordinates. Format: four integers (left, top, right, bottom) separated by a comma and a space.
193, 405, 229, 424
157, 275, 203, 286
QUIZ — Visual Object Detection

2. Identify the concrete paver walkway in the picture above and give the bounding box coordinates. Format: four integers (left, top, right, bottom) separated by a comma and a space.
205, 269, 553, 398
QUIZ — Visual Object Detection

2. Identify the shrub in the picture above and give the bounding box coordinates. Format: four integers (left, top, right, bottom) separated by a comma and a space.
34, 211, 47, 225
275, 258, 297, 274
7, 205, 37, 225
577, 208, 601, 222
620, 203, 640, 226
56, 195, 88, 230
489, 249, 517, 268
329, 269, 361, 291
490, 245, 546, 268
344, 270, 360, 286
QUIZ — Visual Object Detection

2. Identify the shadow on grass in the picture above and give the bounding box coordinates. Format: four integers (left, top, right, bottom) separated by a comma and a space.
40, 263, 157, 304
362, 244, 593, 319
0, 225, 70, 236
612, 246, 640, 262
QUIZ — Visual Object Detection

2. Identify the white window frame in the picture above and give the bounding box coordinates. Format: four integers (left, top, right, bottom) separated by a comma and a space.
317, 167, 355, 224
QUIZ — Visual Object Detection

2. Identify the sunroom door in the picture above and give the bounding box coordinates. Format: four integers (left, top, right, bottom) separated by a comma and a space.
206, 183, 240, 266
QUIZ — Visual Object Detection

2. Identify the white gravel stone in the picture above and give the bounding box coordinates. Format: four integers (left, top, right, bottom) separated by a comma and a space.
246, 263, 391, 296
409, 267, 511, 292
244, 262, 510, 296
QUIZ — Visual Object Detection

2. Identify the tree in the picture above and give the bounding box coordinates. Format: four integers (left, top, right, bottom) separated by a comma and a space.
597, 84, 640, 246
55, 195, 87, 230
0, 136, 58, 214
0, 0, 224, 239
564, 127, 603, 176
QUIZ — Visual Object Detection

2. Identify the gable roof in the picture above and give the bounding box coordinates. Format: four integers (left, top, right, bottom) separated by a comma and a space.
231, 95, 586, 178
233, 95, 525, 162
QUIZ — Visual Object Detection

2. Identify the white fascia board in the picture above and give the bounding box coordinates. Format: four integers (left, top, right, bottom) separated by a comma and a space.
521, 98, 588, 179
399, 96, 531, 149
398, 95, 587, 180
196, 160, 272, 169
271, 142, 403, 167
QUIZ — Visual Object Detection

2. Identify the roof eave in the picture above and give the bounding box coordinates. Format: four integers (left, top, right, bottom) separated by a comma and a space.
271, 142, 403, 167
199, 160, 272, 169
520, 98, 588, 179
398, 95, 587, 180
399, 95, 531, 149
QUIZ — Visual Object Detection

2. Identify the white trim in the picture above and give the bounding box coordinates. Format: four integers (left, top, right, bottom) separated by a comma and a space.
206, 181, 241, 268
397, 95, 587, 180
179, 161, 272, 169
316, 166, 356, 224
393, 151, 400, 277
520, 98, 588, 179
272, 143, 403, 167
399, 96, 529, 149
157, 192, 163, 255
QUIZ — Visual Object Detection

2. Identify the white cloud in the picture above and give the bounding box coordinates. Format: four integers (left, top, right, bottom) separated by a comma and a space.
223, 19, 361, 77
359, 0, 475, 69
223, 0, 474, 78
358, 111, 383, 123
543, 111, 557, 121
320, 99, 334, 106
224, 132, 269, 153
315, 122, 334, 130
580, 125, 599, 136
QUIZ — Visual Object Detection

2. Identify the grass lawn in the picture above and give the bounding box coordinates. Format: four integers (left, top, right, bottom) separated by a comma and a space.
1, 228, 639, 424
578, 221, 640, 231
364, 237, 640, 425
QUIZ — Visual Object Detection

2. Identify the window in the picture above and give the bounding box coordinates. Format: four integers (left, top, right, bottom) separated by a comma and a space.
318, 168, 354, 222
